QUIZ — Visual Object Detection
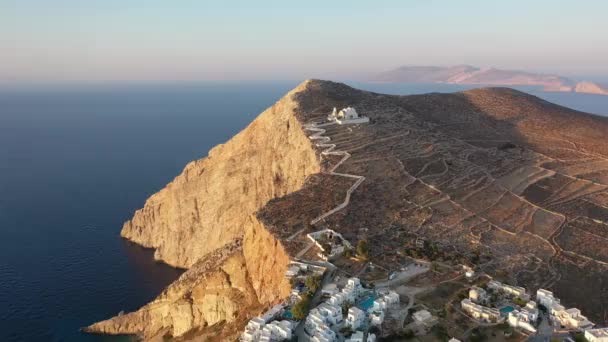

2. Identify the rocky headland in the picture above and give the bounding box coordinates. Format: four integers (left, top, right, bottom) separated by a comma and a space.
86, 80, 608, 340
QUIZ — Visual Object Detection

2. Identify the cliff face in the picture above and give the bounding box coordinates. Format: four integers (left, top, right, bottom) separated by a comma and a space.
86, 80, 321, 339
86, 222, 291, 339
120, 81, 320, 269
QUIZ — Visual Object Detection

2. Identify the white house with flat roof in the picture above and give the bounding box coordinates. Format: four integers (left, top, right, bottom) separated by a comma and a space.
536, 288, 560, 308
310, 322, 337, 342
328, 292, 346, 306
241, 317, 266, 341
461, 299, 500, 323
413, 309, 438, 327
372, 298, 387, 312
259, 320, 294, 341
469, 286, 488, 304
521, 301, 539, 321
585, 328, 608, 342
345, 330, 377, 342
384, 291, 400, 305
507, 310, 537, 334
346, 331, 365, 342
342, 277, 363, 302
553, 307, 594, 330
370, 309, 385, 326
316, 303, 343, 325
488, 280, 529, 299
322, 283, 339, 296
346, 307, 366, 330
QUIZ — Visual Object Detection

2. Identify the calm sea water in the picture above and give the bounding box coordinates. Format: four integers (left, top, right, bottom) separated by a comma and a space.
0, 81, 606, 342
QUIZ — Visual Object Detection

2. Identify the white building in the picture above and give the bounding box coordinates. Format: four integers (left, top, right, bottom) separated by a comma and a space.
507, 310, 537, 334
413, 309, 437, 327
342, 278, 363, 302
536, 288, 560, 309
521, 301, 539, 322
327, 107, 369, 125
241, 317, 266, 341
322, 283, 339, 296
259, 320, 294, 341
469, 286, 487, 303
345, 331, 377, 342
310, 322, 337, 342
306, 309, 330, 335
449, 338, 462, 342
346, 331, 365, 342
370, 309, 385, 326
328, 292, 346, 307
461, 299, 500, 323
463, 265, 475, 279
585, 328, 608, 342
316, 303, 343, 325
552, 307, 594, 330
535, 288, 593, 330
372, 298, 387, 312
384, 291, 400, 305
488, 280, 528, 299
346, 307, 366, 330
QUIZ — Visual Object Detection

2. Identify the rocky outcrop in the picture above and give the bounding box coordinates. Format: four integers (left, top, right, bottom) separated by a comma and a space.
120, 80, 320, 269
86, 80, 322, 339
85, 222, 292, 340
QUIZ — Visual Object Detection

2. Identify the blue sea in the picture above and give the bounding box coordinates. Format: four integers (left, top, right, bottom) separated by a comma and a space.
1, 81, 607, 341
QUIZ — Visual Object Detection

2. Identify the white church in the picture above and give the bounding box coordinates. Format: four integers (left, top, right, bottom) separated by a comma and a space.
327, 107, 370, 125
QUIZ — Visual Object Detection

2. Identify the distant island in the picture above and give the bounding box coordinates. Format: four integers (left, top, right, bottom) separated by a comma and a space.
373, 64, 608, 95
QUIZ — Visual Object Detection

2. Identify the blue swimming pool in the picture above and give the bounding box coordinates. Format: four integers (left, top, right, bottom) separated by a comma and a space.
500, 306, 515, 315
357, 293, 377, 311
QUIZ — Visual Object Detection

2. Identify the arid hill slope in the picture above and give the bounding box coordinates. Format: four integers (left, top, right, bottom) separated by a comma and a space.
88, 80, 608, 340
260, 81, 608, 325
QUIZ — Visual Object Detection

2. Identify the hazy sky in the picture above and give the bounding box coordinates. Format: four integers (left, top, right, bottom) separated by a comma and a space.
2, 0, 607, 81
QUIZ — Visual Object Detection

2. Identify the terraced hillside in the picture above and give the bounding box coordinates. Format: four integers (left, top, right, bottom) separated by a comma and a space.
259, 81, 608, 324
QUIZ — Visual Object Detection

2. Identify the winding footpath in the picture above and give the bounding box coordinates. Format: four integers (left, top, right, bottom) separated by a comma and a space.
305, 121, 366, 225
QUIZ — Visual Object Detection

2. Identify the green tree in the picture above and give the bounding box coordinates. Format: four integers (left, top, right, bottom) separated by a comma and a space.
573, 332, 589, 342
305, 275, 321, 294
291, 295, 311, 320
356, 239, 369, 260
432, 324, 449, 341
431, 262, 440, 271
469, 328, 486, 342
513, 297, 528, 307
343, 248, 353, 258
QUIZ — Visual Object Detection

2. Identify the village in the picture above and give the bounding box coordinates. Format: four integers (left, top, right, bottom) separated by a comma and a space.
239, 108, 608, 342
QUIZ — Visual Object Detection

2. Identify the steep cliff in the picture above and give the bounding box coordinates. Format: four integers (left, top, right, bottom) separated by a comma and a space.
120, 81, 320, 269
86, 80, 321, 339
86, 222, 291, 340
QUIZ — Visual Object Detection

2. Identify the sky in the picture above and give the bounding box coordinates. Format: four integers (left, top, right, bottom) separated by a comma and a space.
1, 0, 607, 81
